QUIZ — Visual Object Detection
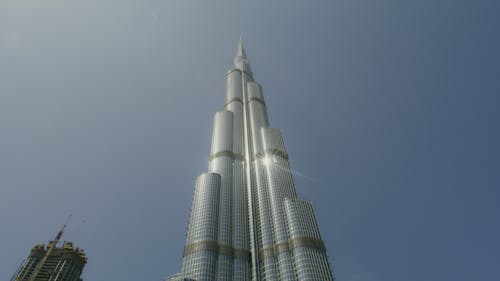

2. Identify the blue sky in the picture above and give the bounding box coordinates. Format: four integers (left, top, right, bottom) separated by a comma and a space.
1, 1, 499, 280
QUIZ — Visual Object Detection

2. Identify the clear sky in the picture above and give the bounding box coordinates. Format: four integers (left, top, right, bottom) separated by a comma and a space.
1, 1, 499, 280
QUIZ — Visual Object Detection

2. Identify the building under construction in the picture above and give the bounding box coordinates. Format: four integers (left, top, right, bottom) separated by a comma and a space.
11, 217, 87, 281
12, 241, 87, 281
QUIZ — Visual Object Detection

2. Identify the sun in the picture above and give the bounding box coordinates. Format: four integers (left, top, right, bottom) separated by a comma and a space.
263, 156, 273, 166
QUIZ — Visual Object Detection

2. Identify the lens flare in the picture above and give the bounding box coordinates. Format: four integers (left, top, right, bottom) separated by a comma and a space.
263, 156, 272, 166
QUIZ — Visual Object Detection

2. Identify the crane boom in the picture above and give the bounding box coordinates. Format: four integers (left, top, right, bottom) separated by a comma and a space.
26, 214, 72, 281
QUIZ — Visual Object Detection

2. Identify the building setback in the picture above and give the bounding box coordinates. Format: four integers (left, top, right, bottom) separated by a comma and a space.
168, 40, 334, 281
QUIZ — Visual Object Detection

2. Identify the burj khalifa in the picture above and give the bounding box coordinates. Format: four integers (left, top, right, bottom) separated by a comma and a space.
168, 40, 334, 281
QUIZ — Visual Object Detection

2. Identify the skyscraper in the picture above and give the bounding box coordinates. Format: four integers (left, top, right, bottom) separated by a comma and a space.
12, 242, 87, 281
169, 40, 334, 281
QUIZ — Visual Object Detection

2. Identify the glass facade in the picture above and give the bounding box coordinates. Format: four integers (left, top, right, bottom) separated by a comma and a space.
169, 40, 334, 281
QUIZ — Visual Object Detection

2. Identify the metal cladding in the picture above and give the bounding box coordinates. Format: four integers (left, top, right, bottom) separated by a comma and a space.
182, 173, 221, 281
285, 199, 334, 281
171, 41, 334, 281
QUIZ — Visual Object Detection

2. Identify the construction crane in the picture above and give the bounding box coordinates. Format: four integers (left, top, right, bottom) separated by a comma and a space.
26, 214, 72, 281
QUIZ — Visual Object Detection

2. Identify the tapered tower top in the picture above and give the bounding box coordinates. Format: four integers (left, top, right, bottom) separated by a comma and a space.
234, 36, 252, 77
237, 36, 247, 58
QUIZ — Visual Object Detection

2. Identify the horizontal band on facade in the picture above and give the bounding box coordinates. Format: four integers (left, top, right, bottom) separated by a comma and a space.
209, 149, 289, 162
224, 97, 243, 107
258, 236, 326, 260
253, 149, 289, 161
247, 97, 266, 107
183, 240, 251, 261
209, 151, 244, 161
183, 240, 218, 256
226, 68, 253, 78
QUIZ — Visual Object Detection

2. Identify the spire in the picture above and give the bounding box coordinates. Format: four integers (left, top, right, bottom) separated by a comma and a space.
234, 36, 252, 76
236, 36, 247, 58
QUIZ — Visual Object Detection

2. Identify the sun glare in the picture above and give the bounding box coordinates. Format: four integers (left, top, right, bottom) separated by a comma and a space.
263, 156, 272, 166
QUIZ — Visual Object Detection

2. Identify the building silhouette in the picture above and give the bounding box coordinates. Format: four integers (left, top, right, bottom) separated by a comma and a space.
168, 40, 334, 281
